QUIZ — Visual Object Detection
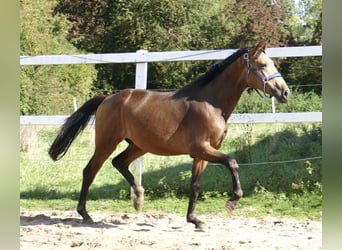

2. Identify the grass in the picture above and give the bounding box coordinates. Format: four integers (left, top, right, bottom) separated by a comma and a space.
20, 194, 322, 220
20, 123, 322, 221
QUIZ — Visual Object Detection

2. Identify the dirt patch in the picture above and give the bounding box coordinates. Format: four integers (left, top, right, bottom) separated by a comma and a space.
20, 210, 321, 249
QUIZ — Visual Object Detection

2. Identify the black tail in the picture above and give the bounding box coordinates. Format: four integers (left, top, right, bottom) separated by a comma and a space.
48, 95, 107, 161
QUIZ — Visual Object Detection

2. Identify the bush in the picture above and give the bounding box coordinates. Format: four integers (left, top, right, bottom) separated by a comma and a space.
234, 89, 321, 113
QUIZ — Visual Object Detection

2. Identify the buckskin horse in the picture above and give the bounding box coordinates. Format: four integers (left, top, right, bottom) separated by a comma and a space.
49, 42, 290, 229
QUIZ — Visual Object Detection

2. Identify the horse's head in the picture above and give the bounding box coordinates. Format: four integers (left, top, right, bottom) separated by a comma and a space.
243, 42, 290, 103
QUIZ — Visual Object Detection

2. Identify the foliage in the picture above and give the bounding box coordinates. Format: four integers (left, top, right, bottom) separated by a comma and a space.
233, 89, 321, 113
228, 0, 288, 47
20, 0, 322, 114
282, 0, 322, 45
279, 56, 322, 94
53, 0, 239, 91
20, 0, 97, 114
279, 0, 322, 94
53, 0, 315, 92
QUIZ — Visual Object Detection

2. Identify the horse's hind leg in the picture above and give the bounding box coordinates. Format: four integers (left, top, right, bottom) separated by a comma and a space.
77, 141, 118, 223
112, 142, 146, 211
187, 158, 208, 230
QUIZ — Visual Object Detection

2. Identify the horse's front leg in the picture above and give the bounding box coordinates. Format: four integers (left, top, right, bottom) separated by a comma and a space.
186, 158, 208, 230
225, 158, 243, 212
192, 144, 243, 214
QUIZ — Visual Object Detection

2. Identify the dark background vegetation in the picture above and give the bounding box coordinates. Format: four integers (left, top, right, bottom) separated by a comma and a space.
20, 0, 322, 115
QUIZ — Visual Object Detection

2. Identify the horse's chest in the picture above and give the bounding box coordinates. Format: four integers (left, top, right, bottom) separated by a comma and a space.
209, 125, 227, 149
197, 112, 227, 148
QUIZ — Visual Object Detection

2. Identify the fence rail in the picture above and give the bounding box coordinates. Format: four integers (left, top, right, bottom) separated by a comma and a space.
20, 46, 321, 65
20, 112, 322, 125
20, 45, 322, 111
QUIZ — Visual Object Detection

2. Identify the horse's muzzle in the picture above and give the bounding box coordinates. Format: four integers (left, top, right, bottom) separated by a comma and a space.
273, 87, 290, 103
281, 89, 290, 103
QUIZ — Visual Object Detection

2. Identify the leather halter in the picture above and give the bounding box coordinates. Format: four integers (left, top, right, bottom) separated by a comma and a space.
243, 52, 282, 98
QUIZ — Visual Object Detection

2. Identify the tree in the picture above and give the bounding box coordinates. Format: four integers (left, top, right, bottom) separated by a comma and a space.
54, 0, 248, 91
279, 0, 322, 94
52, 0, 321, 94
282, 0, 322, 45
20, 0, 97, 114
228, 0, 288, 47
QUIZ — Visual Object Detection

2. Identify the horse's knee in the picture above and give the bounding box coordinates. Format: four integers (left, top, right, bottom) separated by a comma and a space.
235, 189, 243, 198
221, 157, 239, 171
227, 158, 239, 171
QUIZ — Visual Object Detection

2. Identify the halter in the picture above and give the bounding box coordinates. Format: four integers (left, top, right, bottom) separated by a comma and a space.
243, 52, 282, 98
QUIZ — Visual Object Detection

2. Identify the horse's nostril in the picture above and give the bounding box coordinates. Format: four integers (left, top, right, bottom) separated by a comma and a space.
283, 90, 289, 98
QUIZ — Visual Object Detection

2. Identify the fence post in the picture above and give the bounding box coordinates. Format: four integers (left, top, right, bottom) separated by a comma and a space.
272, 96, 276, 113
133, 49, 148, 187
73, 97, 77, 111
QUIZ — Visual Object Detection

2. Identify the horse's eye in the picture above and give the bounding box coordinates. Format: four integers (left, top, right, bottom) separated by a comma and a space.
259, 63, 267, 68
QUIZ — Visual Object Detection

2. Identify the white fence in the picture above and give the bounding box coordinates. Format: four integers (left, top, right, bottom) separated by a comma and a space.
20, 46, 322, 185
20, 45, 322, 125
20, 46, 322, 65
20, 112, 322, 126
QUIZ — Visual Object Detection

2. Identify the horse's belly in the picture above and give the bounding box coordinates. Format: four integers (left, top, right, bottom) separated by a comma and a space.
126, 130, 190, 156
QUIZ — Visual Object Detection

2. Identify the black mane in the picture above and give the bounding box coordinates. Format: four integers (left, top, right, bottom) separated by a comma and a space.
172, 48, 248, 99
191, 48, 248, 86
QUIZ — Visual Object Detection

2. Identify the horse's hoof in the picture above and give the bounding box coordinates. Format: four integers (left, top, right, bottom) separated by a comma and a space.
195, 222, 206, 231
225, 200, 237, 213
133, 186, 144, 212
133, 196, 144, 212
133, 197, 144, 212
82, 217, 94, 224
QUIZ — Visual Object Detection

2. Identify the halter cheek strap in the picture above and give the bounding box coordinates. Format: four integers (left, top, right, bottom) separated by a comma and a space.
243, 52, 283, 98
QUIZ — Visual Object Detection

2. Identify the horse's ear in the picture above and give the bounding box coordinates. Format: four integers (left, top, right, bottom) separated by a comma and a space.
251, 41, 267, 57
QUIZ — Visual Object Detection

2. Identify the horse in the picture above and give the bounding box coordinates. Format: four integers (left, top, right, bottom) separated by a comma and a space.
48, 42, 290, 230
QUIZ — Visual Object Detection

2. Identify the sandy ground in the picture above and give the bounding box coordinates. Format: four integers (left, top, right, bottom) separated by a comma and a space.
20, 210, 321, 250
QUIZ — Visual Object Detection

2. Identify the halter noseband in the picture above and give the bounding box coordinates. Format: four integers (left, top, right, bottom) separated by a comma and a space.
243, 52, 282, 98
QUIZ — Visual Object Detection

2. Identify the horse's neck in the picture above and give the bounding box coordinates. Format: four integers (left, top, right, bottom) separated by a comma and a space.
173, 61, 247, 120
201, 66, 246, 121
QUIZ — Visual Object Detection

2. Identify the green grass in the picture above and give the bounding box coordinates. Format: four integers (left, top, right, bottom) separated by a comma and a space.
20, 123, 322, 221
20, 194, 322, 220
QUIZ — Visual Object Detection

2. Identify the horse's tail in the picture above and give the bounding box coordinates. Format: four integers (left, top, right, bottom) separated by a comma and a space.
48, 95, 107, 161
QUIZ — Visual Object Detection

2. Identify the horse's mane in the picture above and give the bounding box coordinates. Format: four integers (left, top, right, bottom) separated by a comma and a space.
173, 48, 248, 98
193, 48, 248, 86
